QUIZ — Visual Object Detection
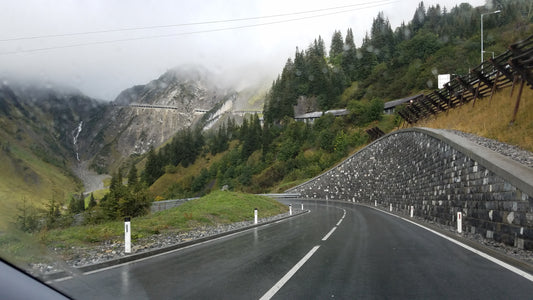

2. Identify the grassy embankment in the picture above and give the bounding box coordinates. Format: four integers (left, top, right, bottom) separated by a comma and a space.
0, 191, 288, 265
415, 87, 533, 152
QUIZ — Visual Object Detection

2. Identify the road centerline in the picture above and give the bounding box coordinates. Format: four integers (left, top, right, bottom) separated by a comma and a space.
259, 245, 321, 300
322, 227, 337, 241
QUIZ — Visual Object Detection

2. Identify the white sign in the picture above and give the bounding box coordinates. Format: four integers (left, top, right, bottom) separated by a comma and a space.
438, 74, 451, 89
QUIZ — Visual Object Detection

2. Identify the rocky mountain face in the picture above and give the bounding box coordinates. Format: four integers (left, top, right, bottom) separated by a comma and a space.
84, 66, 237, 173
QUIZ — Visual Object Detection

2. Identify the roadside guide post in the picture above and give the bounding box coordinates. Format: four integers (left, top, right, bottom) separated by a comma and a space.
254, 208, 258, 224
457, 212, 463, 233
125, 217, 131, 254
289, 204, 292, 216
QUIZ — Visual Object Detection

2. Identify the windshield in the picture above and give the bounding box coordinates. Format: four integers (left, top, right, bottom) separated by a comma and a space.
1, 0, 533, 299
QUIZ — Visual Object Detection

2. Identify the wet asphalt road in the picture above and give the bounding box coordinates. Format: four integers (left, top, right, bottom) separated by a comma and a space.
53, 200, 533, 299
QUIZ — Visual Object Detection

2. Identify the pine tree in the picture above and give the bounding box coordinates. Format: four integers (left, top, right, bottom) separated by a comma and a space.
142, 147, 163, 186
78, 192, 85, 212
370, 12, 395, 63
329, 30, 344, 64
88, 192, 97, 208
242, 114, 262, 159
411, 2, 426, 33
342, 28, 358, 81
45, 197, 61, 228
128, 164, 138, 187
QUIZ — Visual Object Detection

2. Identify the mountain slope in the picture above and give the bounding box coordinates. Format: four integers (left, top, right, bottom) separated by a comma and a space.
83, 66, 238, 173
0, 81, 103, 228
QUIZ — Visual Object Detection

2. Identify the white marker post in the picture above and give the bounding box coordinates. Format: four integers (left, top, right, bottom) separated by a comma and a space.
254, 208, 258, 224
410, 206, 414, 218
124, 217, 131, 254
375, 200, 377, 207
301, 203, 304, 210
457, 212, 462, 233
289, 204, 292, 216
389, 204, 393, 212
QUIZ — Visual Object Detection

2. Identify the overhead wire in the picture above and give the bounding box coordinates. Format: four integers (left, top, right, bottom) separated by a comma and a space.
0, 0, 397, 55
0, 0, 395, 42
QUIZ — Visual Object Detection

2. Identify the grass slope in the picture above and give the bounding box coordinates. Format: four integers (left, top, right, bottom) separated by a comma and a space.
0, 136, 79, 229
415, 87, 533, 152
44, 191, 287, 248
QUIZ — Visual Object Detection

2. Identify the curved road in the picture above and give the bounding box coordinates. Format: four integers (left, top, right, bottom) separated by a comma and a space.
53, 200, 533, 299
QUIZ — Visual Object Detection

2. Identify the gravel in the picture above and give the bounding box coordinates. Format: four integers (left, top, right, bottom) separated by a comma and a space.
71, 161, 111, 194
444, 129, 533, 168
416, 216, 533, 265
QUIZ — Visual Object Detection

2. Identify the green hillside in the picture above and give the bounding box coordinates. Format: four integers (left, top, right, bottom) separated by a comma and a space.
0, 138, 78, 229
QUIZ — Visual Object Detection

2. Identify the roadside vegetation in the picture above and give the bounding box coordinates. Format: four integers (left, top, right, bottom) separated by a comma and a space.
2, 191, 287, 265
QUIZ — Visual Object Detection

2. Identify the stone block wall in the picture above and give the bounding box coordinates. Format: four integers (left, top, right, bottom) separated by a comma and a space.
288, 128, 533, 250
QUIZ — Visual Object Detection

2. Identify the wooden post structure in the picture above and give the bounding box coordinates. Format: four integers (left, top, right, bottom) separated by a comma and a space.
489, 72, 501, 104
510, 77, 525, 125
472, 80, 482, 107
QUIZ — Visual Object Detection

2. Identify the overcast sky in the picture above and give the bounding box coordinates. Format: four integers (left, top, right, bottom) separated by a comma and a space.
1, 0, 486, 101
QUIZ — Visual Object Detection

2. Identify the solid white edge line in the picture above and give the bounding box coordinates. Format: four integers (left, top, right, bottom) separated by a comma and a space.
47, 276, 72, 283
336, 219, 343, 226
322, 226, 337, 241
370, 206, 533, 283
51, 210, 311, 281
259, 245, 320, 300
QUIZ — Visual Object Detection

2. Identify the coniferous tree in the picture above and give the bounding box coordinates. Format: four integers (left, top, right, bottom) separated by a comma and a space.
128, 164, 138, 189
329, 30, 344, 64
78, 192, 85, 212
355, 34, 378, 81
45, 198, 61, 228
241, 114, 262, 159
370, 12, 395, 63
88, 192, 97, 208
411, 2, 426, 33
68, 196, 78, 214
342, 28, 358, 81
142, 147, 163, 186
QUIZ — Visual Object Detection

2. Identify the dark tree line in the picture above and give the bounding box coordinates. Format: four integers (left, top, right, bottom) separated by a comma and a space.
99, 164, 151, 220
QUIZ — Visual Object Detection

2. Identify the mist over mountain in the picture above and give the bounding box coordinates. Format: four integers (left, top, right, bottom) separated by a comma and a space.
86, 65, 240, 173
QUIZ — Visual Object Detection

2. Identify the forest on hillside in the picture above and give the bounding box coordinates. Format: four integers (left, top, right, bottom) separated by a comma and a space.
264, 0, 533, 123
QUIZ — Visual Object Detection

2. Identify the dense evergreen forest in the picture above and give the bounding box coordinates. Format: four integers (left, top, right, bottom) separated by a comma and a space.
264, 0, 533, 123
115, 0, 533, 206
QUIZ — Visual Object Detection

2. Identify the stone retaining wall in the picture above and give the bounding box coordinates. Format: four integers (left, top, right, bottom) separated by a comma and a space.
288, 128, 533, 250
150, 198, 197, 213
